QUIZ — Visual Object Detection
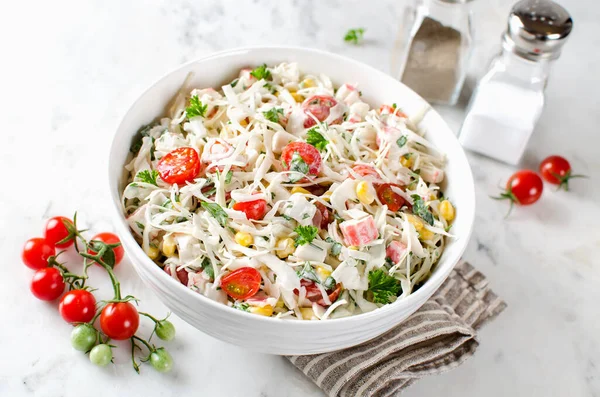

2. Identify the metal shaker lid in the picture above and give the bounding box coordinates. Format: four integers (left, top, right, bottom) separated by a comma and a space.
503, 0, 573, 61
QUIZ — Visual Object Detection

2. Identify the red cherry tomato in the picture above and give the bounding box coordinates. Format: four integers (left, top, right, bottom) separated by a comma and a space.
157, 147, 201, 185
59, 289, 97, 323
220, 267, 262, 300
30, 267, 65, 301
100, 302, 140, 340
539, 155, 584, 191
44, 216, 74, 248
88, 232, 124, 267
503, 170, 544, 206
281, 142, 322, 179
233, 199, 268, 221
302, 95, 341, 128
22, 238, 55, 270
294, 280, 342, 307
376, 183, 407, 212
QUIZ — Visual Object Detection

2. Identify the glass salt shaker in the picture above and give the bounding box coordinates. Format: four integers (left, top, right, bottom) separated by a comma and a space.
396, 0, 475, 106
459, 0, 573, 165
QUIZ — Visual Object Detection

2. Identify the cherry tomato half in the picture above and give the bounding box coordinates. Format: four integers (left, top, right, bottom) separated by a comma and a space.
88, 232, 124, 267
44, 216, 75, 248
302, 95, 341, 128
30, 267, 65, 301
505, 170, 544, 206
157, 147, 201, 185
539, 155, 584, 191
281, 142, 322, 178
233, 199, 268, 221
220, 267, 262, 300
59, 289, 97, 323
22, 237, 55, 270
376, 183, 407, 212
100, 302, 140, 340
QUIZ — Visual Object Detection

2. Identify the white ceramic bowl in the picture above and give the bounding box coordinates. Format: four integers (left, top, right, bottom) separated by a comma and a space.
108, 46, 475, 355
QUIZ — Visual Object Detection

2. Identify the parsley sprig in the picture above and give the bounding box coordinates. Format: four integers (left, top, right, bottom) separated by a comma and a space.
368, 269, 401, 304
306, 127, 329, 151
250, 64, 271, 80
262, 107, 284, 123
344, 28, 366, 45
135, 170, 159, 186
186, 95, 208, 118
293, 225, 319, 247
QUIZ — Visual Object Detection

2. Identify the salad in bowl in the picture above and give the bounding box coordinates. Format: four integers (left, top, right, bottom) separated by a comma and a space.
121, 62, 455, 321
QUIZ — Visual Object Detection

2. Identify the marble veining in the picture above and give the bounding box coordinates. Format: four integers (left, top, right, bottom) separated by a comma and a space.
0, 0, 598, 396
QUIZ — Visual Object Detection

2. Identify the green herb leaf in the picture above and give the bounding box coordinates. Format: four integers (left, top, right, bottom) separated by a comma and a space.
135, 170, 159, 186
264, 82, 276, 94
411, 195, 435, 226
323, 276, 337, 290
186, 95, 208, 118
293, 225, 319, 247
201, 201, 228, 227
282, 214, 293, 221
368, 269, 401, 304
396, 135, 407, 148
296, 262, 320, 283
230, 78, 239, 88
200, 257, 215, 279
233, 301, 249, 312
344, 28, 366, 45
306, 127, 329, 151
135, 221, 145, 231
262, 107, 284, 123
288, 152, 309, 183
250, 64, 271, 80
325, 237, 342, 256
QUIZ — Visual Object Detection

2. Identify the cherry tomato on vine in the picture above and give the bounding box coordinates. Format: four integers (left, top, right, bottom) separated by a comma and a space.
493, 170, 544, 214
157, 147, 201, 185
44, 216, 74, 248
376, 183, 407, 212
100, 302, 139, 340
30, 267, 65, 301
281, 142, 322, 178
59, 289, 97, 323
71, 324, 98, 352
88, 232, 124, 266
220, 267, 261, 300
539, 155, 585, 191
150, 348, 173, 373
22, 237, 55, 270
232, 199, 268, 221
89, 344, 113, 367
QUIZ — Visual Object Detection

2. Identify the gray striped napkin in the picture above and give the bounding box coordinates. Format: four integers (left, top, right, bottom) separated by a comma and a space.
288, 261, 506, 397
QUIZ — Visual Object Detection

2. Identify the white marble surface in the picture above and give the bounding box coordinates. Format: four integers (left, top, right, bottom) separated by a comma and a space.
1, 0, 599, 396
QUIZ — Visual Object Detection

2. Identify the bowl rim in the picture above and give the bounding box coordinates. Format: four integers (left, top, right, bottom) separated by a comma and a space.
109, 45, 475, 328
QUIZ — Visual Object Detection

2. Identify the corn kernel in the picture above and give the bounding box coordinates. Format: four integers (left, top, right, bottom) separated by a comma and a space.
161, 235, 177, 257
356, 181, 375, 205
275, 299, 286, 309
239, 118, 249, 127
145, 246, 160, 260
291, 92, 304, 103
300, 307, 315, 320
315, 265, 332, 281
349, 246, 359, 251
401, 155, 413, 168
419, 228, 434, 241
439, 200, 455, 222
406, 215, 424, 232
275, 237, 295, 258
321, 191, 332, 201
291, 186, 311, 195
301, 78, 316, 88
235, 231, 253, 247
250, 305, 274, 317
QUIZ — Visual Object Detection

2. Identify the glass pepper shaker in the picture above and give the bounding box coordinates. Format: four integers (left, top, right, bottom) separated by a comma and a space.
459, 0, 573, 165
395, 0, 475, 106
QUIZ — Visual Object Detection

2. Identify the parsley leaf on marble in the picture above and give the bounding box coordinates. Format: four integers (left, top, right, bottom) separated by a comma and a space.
344, 28, 366, 45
